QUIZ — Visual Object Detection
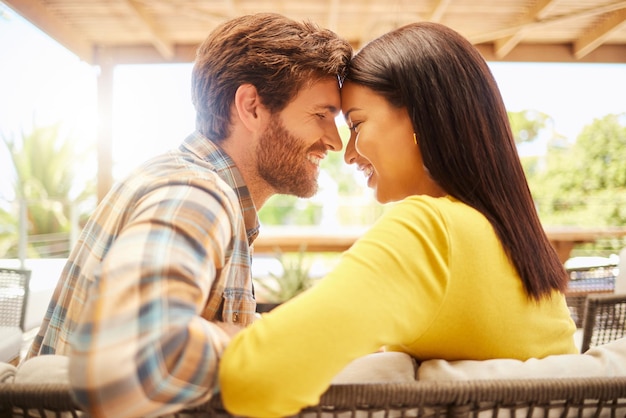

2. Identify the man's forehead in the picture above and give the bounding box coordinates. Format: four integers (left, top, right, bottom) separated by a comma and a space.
293, 80, 341, 110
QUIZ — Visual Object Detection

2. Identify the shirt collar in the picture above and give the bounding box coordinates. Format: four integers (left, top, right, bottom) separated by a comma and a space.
180, 131, 260, 244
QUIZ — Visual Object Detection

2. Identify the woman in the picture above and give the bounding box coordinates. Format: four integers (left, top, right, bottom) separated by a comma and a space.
219, 22, 578, 418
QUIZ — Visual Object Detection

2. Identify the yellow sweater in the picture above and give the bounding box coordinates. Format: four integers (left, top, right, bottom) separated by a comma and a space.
219, 195, 577, 417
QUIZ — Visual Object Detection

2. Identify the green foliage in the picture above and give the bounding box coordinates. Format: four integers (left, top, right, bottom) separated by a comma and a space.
519, 155, 542, 178
254, 247, 313, 303
8, 125, 72, 199
0, 207, 18, 256
529, 114, 626, 226
0, 123, 96, 257
258, 194, 322, 225
571, 236, 626, 258
574, 115, 626, 190
508, 110, 552, 144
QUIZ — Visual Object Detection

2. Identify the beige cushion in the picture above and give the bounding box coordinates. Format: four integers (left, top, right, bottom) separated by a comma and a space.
331, 351, 417, 384
418, 337, 626, 380
0, 362, 17, 383
0, 326, 23, 364
15, 355, 70, 384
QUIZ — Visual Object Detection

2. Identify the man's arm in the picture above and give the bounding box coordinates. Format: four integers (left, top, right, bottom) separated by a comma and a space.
68, 184, 242, 417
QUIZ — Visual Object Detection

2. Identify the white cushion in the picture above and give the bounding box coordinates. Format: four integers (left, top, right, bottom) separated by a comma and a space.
332, 351, 417, 384
15, 355, 70, 384
0, 362, 17, 382
418, 337, 626, 380
0, 326, 23, 364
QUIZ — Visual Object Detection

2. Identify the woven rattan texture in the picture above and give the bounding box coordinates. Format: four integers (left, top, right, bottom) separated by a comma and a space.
565, 265, 616, 328
0, 269, 30, 331
581, 293, 626, 353
1, 378, 626, 417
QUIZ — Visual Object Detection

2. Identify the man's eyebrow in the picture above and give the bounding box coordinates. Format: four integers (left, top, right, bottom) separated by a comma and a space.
315, 104, 340, 115
320, 105, 340, 114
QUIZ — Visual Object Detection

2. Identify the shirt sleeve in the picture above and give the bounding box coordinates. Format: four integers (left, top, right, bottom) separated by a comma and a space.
218, 197, 451, 418
68, 183, 237, 417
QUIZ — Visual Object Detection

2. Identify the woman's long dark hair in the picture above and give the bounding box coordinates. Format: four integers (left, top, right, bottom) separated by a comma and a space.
345, 22, 567, 301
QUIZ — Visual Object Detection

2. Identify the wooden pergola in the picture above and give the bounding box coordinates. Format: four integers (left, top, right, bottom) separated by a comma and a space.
2, 0, 626, 200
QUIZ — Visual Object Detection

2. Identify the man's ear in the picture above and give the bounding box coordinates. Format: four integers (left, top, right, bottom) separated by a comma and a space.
234, 84, 266, 132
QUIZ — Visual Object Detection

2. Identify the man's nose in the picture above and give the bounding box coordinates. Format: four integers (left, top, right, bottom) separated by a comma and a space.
323, 123, 343, 152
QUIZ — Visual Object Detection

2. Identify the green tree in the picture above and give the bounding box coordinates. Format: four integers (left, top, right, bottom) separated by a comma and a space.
531, 114, 626, 226
508, 109, 556, 181
0, 208, 17, 256
0, 123, 96, 257
509, 110, 552, 144
258, 194, 322, 226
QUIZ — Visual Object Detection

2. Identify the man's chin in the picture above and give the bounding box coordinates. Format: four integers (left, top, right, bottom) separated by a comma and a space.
298, 189, 318, 199
294, 186, 318, 199
281, 182, 318, 199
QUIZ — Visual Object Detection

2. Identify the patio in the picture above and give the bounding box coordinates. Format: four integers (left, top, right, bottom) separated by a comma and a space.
2, 0, 625, 201
254, 225, 626, 263
1, 2, 626, 416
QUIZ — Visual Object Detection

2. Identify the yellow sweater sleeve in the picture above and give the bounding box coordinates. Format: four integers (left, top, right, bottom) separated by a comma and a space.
218, 197, 451, 417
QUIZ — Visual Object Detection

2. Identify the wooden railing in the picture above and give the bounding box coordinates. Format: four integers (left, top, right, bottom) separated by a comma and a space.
545, 226, 626, 263
253, 226, 626, 263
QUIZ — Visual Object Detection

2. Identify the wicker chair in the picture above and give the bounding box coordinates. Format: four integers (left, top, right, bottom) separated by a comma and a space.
0, 378, 626, 417
565, 264, 617, 328
580, 293, 626, 353
0, 268, 31, 365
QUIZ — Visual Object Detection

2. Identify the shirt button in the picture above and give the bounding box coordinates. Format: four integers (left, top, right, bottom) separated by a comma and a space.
233, 312, 239, 323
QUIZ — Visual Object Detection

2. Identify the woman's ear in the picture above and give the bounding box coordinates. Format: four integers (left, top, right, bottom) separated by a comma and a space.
234, 84, 266, 132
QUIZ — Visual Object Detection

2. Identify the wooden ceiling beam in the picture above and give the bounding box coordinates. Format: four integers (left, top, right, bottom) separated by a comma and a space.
574, 8, 626, 59
225, 0, 238, 17
477, 42, 626, 63
471, 1, 626, 44
429, 0, 453, 22
125, 0, 174, 61
5, 0, 626, 65
327, 0, 340, 32
97, 44, 198, 65
494, 0, 558, 58
92, 41, 626, 65
2, 0, 93, 63
355, 0, 382, 49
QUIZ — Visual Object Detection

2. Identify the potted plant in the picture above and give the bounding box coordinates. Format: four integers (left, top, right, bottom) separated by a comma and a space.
254, 245, 313, 313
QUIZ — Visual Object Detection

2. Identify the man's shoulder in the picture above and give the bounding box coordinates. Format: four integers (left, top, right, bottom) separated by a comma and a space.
112, 153, 237, 208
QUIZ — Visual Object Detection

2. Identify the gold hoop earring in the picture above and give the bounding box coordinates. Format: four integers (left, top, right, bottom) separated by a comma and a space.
413, 133, 418, 145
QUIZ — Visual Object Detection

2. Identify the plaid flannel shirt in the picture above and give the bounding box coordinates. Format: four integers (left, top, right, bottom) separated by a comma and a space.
25, 131, 259, 417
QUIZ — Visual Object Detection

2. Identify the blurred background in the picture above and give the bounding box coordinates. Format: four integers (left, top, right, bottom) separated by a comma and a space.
0, 1, 625, 294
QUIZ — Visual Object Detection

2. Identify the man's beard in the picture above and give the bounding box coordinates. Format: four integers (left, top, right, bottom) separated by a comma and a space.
256, 116, 321, 198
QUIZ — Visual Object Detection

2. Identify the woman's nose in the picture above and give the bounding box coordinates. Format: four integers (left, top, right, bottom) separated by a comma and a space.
343, 134, 357, 164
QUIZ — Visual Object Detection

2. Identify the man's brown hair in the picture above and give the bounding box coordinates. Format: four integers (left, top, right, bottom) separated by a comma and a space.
192, 13, 352, 141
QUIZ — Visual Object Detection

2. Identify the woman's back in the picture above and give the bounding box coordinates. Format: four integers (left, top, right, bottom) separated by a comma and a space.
219, 195, 577, 418
383, 195, 577, 360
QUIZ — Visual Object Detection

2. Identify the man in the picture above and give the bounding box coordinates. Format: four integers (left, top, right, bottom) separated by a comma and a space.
24, 13, 352, 418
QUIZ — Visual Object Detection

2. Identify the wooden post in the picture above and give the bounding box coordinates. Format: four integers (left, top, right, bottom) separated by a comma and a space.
95, 47, 114, 202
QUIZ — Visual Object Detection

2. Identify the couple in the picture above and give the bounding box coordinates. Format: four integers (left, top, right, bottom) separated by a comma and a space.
24, 12, 577, 418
